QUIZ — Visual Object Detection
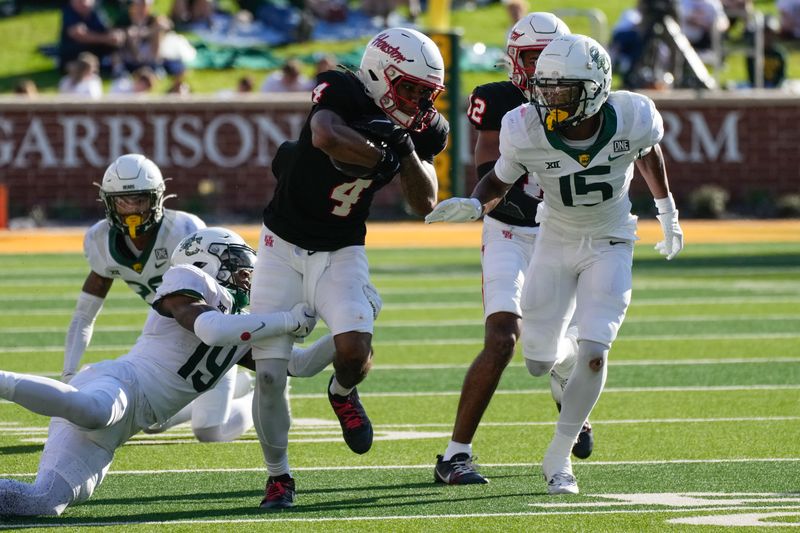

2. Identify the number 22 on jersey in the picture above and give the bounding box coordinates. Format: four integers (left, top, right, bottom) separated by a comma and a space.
467, 96, 486, 125
330, 179, 372, 216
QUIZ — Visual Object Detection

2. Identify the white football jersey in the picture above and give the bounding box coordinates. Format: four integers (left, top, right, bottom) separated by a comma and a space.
495, 91, 664, 240
83, 209, 205, 303
117, 264, 250, 423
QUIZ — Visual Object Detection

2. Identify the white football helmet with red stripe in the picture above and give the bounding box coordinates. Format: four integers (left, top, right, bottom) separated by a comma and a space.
506, 12, 570, 100
358, 27, 446, 131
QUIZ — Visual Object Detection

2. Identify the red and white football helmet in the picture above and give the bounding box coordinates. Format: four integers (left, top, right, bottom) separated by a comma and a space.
505, 12, 570, 100
358, 27, 446, 131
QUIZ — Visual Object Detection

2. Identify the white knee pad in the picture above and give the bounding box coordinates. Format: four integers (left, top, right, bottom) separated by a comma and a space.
525, 359, 555, 377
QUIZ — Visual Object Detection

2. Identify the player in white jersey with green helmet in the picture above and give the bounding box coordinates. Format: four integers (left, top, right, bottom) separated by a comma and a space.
0, 227, 330, 517
426, 34, 684, 495
63, 154, 287, 443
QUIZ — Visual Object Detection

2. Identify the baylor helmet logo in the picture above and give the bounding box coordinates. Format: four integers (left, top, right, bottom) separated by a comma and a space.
589, 46, 610, 74
180, 234, 203, 256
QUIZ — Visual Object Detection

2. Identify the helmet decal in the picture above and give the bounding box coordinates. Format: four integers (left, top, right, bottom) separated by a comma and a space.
589, 45, 611, 75
179, 234, 203, 256
370, 33, 414, 63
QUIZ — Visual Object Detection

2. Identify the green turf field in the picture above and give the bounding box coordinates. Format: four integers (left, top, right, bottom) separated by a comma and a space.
1, 242, 799, 530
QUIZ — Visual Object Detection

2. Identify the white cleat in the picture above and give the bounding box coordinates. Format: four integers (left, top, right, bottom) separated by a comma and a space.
542, 455, 579, 495
546, 471, 579, 495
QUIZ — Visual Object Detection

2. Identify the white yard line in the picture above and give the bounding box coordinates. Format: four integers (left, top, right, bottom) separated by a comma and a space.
2, 314, 800, 334
11, 356, 800, 380
1, 383, 799, 407
3, 505, 800, 529
0, 295, 799, 310
3, 332, 800, 354
3, 416, 799, 436
1, 457, 799, 478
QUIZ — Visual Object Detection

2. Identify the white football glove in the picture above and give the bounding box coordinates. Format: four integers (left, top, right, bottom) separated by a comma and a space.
287, 303, 317, 339
424, 197, 483, 224
655, 209, 684, 260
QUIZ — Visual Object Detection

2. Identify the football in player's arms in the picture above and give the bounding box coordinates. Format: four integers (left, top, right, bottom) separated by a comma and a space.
328, 115, 413, 179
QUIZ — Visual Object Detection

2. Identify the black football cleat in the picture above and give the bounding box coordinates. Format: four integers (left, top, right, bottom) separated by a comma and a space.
327, 375, 373, 454
260, 474, 295, 510
434, 453, 488, 484
572, 421, 594, 459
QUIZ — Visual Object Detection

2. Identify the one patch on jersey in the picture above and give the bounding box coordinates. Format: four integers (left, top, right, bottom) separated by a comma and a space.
155, 247, 169, 260
545, 161, 561, 170
578, 154, 591, 167
217, 302, 228, 313
109, 269, 120, 276
613, 140, 630, 153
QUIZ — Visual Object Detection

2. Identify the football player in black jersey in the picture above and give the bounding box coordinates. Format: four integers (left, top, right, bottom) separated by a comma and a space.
431, 13, 593, 485
249, 28, 449, 508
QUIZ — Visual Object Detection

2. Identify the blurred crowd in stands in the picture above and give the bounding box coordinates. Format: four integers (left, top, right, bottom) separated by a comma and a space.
609, 0, 795, 89
4, 0, 800, 96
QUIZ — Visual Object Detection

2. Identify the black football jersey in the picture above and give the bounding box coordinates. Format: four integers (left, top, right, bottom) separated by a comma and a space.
263, 70, 450, 251
467, 81, 539, 227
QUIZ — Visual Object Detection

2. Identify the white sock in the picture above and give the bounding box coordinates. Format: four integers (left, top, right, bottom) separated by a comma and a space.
0, 470, 74, 516
443, 440, 473, 461
556, 340, 608, 443
288, 334, 335, 377
545, 431, 576, 461
253, 359, 292, 478
329, 375, 353, 397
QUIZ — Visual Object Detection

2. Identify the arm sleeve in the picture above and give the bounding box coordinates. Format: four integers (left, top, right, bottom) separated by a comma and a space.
193, 310, 294, 346
62, 291, 105, 379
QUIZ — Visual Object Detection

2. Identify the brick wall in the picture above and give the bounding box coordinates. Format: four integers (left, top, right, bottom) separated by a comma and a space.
1, 90, 798, 222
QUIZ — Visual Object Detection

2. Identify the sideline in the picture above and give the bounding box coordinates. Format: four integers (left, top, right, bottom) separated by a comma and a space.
1, 220, 799, 253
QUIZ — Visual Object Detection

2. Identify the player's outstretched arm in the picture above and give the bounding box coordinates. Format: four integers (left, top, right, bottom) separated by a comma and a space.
425, 170, 512, 223
62, 272, 113, 383
636, 144, 684, 260
156, 294, 316, 345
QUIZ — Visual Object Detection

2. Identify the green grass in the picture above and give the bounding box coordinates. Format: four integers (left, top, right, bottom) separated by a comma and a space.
0, 0, 793, 94
1, 240, 799, 530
